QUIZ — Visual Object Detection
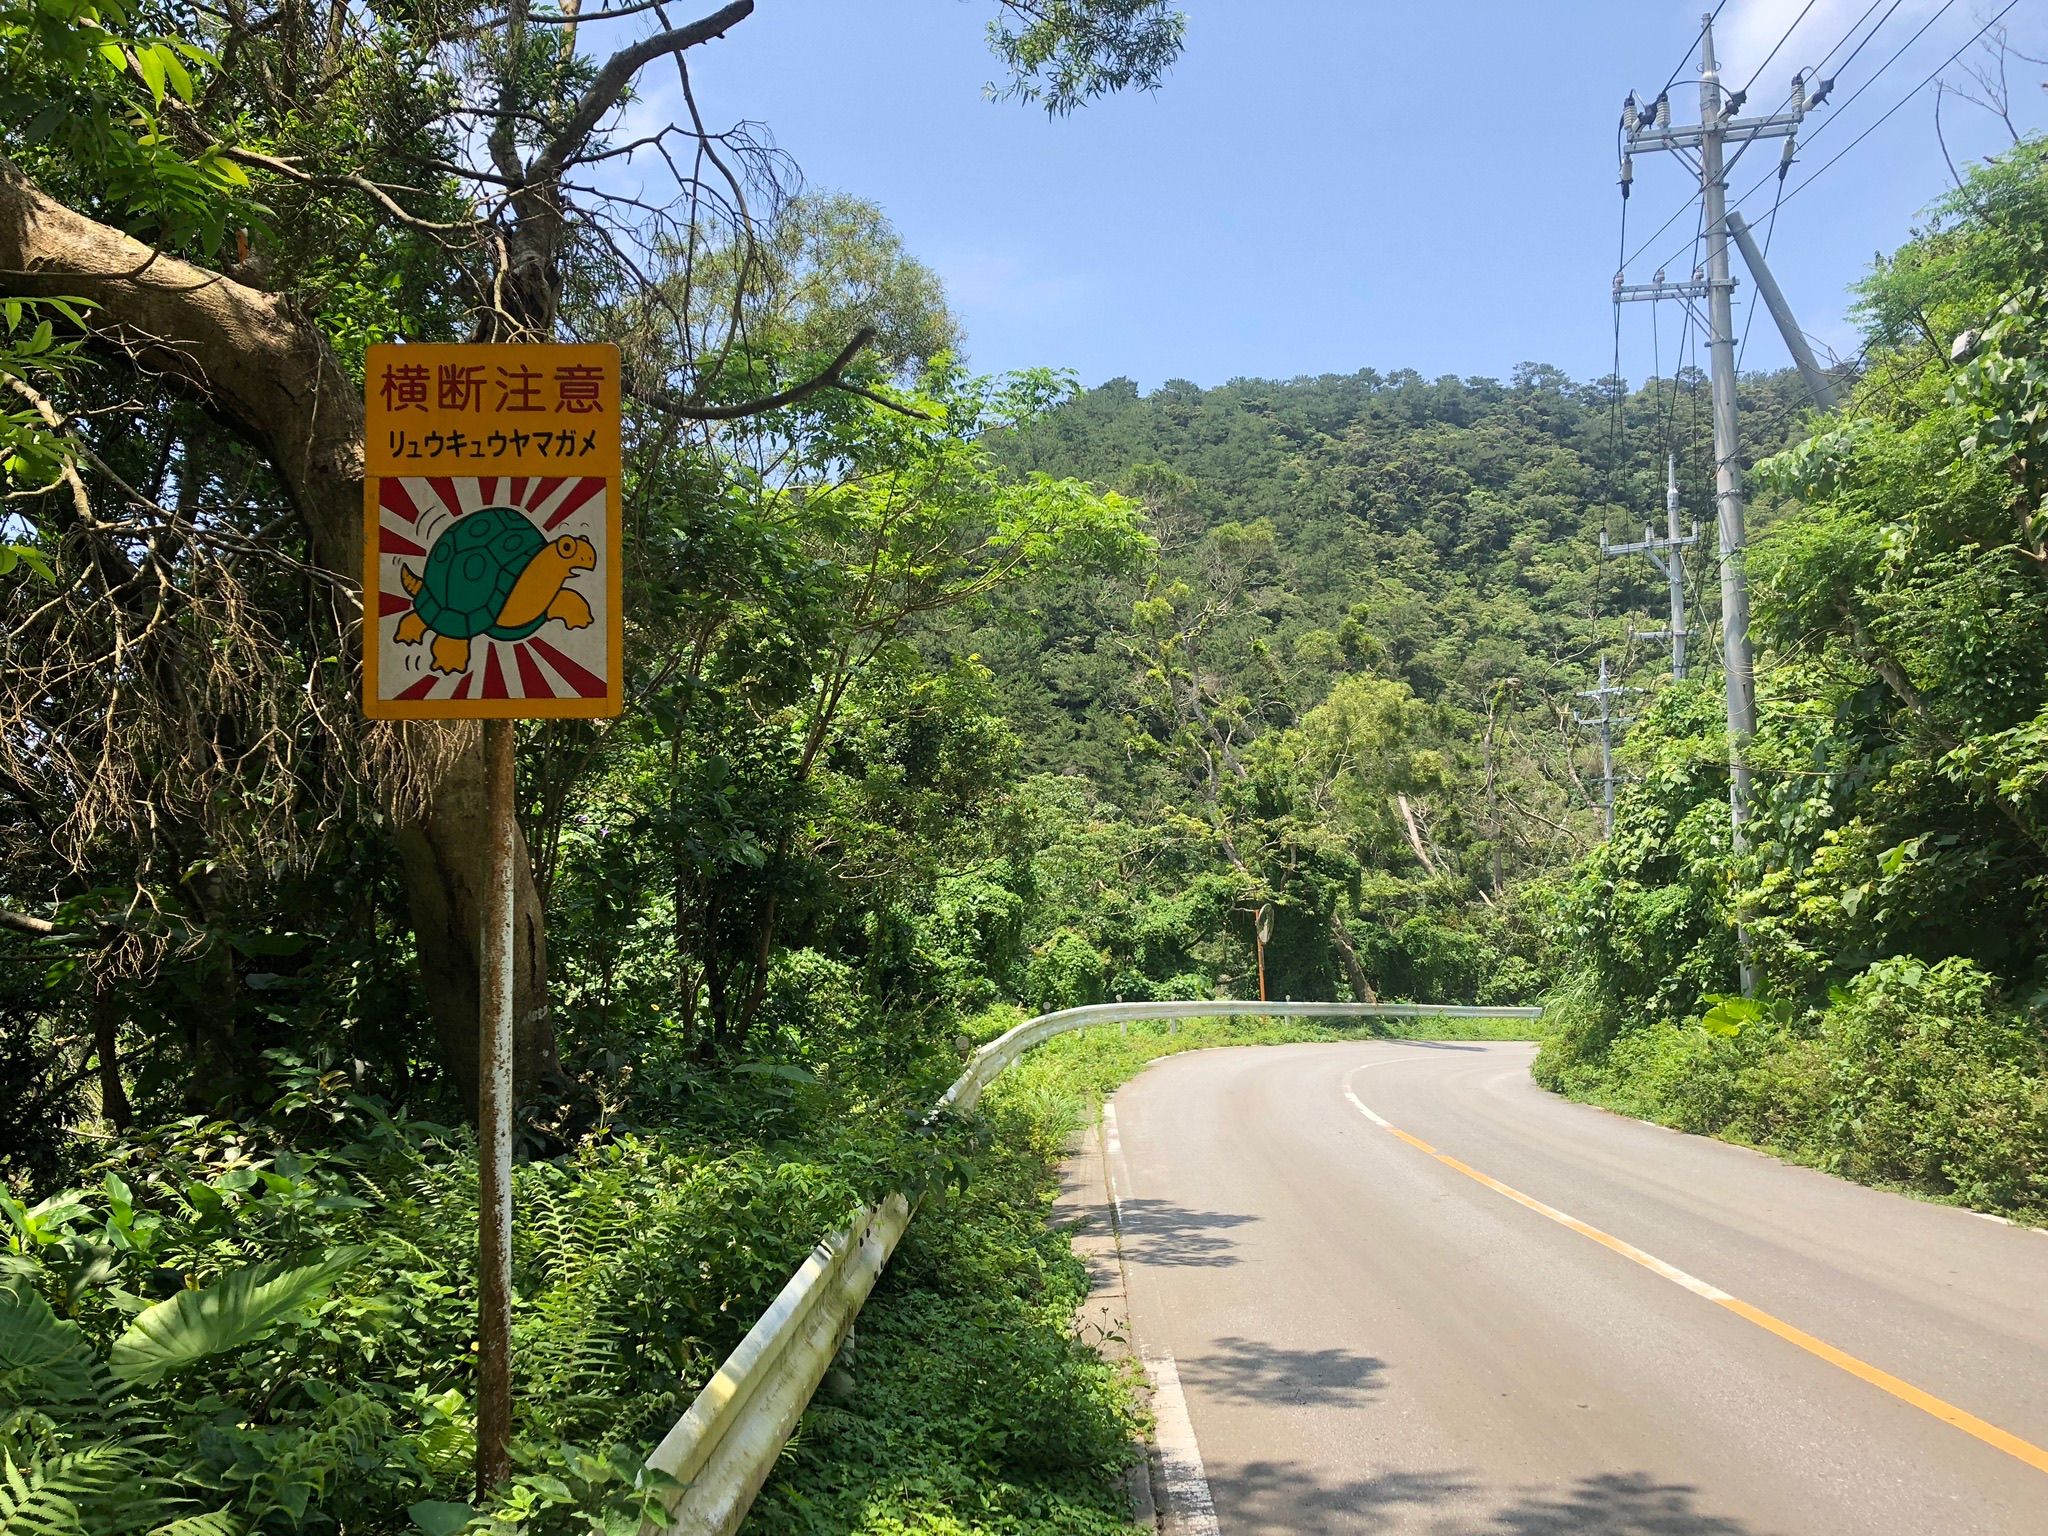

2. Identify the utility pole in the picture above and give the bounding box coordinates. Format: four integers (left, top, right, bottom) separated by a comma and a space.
1697, 15, 1756, 851
1620, 12, 1803, 993
1574, 656, 1636, 836
1601, 452, 1698, 680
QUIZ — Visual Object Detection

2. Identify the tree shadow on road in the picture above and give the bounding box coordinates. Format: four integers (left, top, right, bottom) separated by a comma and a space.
1373, 1038, 1491, 1052
1114, 1196, 1257, 1267
1207, 1461, 1778, 1534
1210, 1463, 1475, 1531
1485, 1471, 1771, 1535
1181, 1334, 1388, 1408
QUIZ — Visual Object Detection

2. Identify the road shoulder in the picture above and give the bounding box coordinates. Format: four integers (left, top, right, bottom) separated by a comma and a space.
1053, 1111, 1161, 1530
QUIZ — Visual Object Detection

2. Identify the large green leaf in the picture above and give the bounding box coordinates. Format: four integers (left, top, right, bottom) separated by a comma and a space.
109, 1249, 365, 1385
0, 1285, 104, 1411
406, 1500, 476, 1536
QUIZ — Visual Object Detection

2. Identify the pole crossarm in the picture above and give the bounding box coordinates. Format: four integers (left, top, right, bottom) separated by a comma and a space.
1597, 457, 1696, 681
1626, 111, 1801, 153
1615, 278, 1717, 303
1603, 528, 1699, 558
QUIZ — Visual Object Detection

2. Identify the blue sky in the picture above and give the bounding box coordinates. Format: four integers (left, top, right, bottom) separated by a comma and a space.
654, 1, 2043, 391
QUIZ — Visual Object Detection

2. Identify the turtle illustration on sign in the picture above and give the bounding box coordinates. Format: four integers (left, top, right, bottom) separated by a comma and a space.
393, 504, 596, 674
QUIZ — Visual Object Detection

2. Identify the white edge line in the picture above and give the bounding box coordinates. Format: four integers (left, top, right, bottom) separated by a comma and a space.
1105, 1100, 1220, 1533
1343, 1089, 1391, 1128
1102, 1101, 1130, 1230
1142, 1348, 1221, 1535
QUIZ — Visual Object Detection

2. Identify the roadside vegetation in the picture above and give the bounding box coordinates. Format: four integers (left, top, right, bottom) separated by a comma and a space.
1534, 145, 2048, 1224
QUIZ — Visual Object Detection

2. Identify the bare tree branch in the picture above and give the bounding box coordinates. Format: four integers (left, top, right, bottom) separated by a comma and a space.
529, 0, 756, 185
631, 325, 884, 420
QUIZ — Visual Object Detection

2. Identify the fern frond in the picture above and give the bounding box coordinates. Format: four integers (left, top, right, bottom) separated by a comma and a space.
1, 1441, 172, 1536
147, 1514, 243, 1536
0, 1482, 86, 1536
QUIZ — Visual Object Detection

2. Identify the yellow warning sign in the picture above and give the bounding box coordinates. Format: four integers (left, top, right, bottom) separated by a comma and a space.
361, 344, 623, 719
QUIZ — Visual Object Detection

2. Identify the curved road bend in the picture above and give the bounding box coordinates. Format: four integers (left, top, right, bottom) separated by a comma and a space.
1105, 1040, 2048, 1535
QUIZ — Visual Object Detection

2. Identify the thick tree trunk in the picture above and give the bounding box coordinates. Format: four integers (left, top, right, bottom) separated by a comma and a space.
0, 158, 559, 1109
1329, 911, 1378, 1005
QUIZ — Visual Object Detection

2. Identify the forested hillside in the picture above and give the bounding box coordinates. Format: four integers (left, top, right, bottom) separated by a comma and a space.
938, 360, 1811, 1005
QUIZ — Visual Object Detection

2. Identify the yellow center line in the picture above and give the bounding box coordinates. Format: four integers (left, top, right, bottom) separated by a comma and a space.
1343, 1074, 2048, 1478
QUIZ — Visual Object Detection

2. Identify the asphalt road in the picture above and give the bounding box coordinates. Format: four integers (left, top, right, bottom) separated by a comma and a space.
1105, 1040, 2048, 1535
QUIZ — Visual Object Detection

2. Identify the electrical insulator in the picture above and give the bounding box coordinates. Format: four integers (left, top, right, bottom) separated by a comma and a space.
1779, 135, 1797, 182
1613, 271, 1625, 297
1622, 93, 1639, 132
1791, 70, 1807, 112
1620, 153, 1634, 198
1653, 91, 1670, 129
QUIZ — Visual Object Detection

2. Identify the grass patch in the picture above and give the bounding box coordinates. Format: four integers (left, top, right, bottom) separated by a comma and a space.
744, 1084, 1144, 1535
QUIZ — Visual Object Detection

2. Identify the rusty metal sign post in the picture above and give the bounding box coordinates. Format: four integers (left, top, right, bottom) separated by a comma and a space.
361, 342, 623, 1493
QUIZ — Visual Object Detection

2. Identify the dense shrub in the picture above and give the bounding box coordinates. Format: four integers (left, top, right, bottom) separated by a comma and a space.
1024, 929, 1107, 1014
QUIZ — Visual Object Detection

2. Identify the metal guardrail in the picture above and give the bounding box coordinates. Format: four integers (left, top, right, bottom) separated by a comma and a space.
638, 999, 1543, 1534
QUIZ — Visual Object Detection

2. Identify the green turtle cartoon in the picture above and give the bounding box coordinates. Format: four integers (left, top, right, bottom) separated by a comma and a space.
393, 505, 596, 674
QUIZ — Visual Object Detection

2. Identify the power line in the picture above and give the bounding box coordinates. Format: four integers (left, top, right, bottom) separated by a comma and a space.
1723, 0, 1968, 219
1828, 0, 1911, 83
1623, 190, 1709, 272
1649, 0, 1969, 284
1721, 0, 1873, 188
1799, 0, 1959, 147
1779, 0, 2020, 209
1806, 0, 1897, 80
1656, 0, 1732, 104
1738, 0, 1819, 99
1687, 0, 2005, 271
1616, 0, 1739, 271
